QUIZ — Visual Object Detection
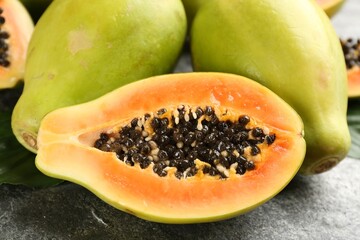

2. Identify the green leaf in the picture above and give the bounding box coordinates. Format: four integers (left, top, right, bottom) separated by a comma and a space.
0, 86, 62, 187
347, 98, 360, 159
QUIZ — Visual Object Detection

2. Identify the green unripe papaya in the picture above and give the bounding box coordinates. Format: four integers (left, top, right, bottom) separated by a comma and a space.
191, 0, 350, 175
12, 0, 187, 153
181, 0, 209, 29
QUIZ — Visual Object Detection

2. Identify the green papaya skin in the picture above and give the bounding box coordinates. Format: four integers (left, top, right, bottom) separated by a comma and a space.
191, 0, 350, 175
181, 0, 209, 29
12, 0, 187, 153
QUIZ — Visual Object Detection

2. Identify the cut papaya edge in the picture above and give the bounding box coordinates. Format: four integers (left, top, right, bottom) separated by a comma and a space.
0, 0, 34, 89
35, 72, 306, 223
348, 66, 360, 98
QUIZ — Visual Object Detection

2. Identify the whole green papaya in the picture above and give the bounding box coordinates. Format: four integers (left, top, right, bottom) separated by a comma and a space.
191, 0, 350, 175
12, 0, 187, 153
181, 0, 209, 29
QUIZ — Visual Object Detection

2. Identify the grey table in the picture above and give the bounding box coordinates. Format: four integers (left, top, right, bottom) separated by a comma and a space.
1, 1, 360, 239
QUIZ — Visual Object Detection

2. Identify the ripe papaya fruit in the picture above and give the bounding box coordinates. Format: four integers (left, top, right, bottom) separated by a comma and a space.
35, 72, 306, 223
180, 0, 344, 32
0, 86, 62, 187
181, 0, 208, 29
341, 38, 360, 98
316, 0, 345, 17
11, 0, 187, 153
0, 0, 34, 89
190, 0, 350, 175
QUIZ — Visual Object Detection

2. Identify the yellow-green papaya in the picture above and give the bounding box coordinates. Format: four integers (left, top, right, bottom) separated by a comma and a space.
191, 0, 350, 175
12, 0, 187, 153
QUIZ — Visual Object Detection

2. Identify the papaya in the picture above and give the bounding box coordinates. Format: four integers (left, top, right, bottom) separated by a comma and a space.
190, 0, 350, 175
316, 0, 345, 17
11, 0, 187, 153
181, 0, 344, 32
181, 0, 209, 29
341, 38, 360, 98
35, 72, 305, 223
0, 85, 62, 187
0, 0, 34, 89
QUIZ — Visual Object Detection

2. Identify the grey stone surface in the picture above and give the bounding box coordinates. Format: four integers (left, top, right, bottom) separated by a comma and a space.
1, 0, 360, 239
0, 158, 359, 240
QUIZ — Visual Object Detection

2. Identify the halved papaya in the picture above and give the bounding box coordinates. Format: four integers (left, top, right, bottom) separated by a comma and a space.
0, 0, 33, 89
316, 0, 345, 17
348, 68, 360, 98
341, 38, 360, 98
35, 73, 305, 223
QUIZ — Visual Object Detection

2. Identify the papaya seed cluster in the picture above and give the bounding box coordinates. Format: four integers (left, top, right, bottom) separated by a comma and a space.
0, 8, 10, 68
94, 105, 276, 179
341, 38, 360, 70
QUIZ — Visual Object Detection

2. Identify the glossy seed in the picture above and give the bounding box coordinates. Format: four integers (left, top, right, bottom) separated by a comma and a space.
205, 106, 214, 116
238, 115, 250, 126
158, 150, 168, 161
251, 127, 264, 138
130, 118, 138, 128
265, 134, 276, 145
250, 145, 261, 156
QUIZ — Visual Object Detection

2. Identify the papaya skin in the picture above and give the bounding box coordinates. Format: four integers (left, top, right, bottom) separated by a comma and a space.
0, 0, 34, 89
316, 0, 345, 17
181, 0, 209, 29
11, 0, 187, 153
191, 0, 350, 175
180, 0, 344, 30
36, 72, 306, 223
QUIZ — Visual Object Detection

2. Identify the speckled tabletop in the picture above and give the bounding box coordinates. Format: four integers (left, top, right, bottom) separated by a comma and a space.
1, 1, 360, 240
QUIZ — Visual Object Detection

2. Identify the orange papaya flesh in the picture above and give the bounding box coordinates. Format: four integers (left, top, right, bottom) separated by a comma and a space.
341, 38, 360, 98
36, 72, 305, 223
0, 0, 33, 89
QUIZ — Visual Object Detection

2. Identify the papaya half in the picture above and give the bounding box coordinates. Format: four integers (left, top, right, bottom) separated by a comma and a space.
190, 0, 350, 175
35, 72, 306, 223
0, 0, 33, 89
341, 38, 360, 98
11, 0, 187, 153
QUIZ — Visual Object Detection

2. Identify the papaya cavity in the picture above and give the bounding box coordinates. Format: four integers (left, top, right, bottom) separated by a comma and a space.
36, 72, 306, 223
93, 105, 276, 179
341, 38, 360, 98
0, 8, 10, 68
0, 0, 34, 89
